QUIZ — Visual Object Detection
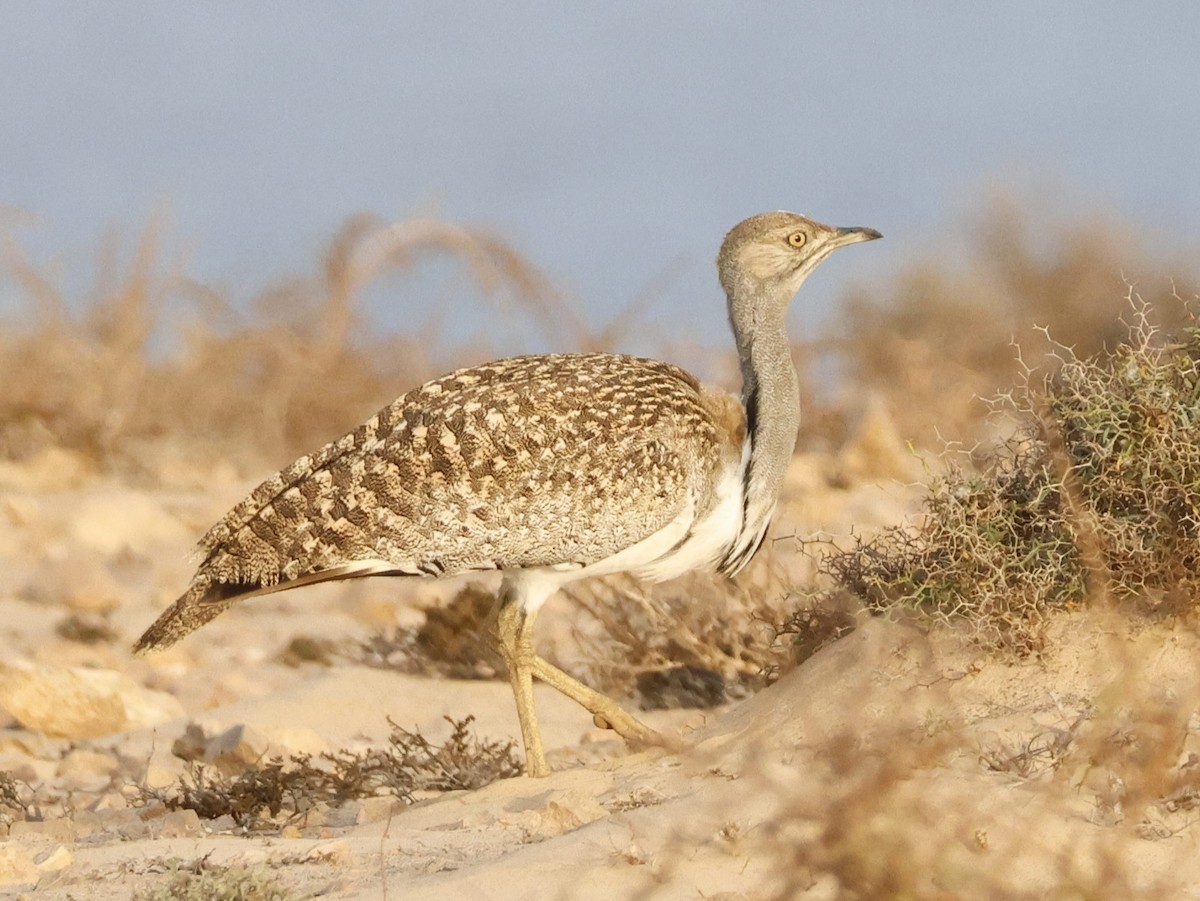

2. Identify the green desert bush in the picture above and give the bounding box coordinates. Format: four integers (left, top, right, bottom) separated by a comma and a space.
813, 295, 1200, 650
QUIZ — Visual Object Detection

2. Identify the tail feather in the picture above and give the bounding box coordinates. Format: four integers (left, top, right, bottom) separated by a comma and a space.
132, 577, 238, 653
132, 559, 413, 654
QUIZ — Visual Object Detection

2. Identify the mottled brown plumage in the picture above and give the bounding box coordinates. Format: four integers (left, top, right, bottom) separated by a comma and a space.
135, 353, 742, 651
134, 211, 880, 777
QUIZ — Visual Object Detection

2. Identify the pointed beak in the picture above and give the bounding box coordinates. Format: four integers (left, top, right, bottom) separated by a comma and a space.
833, 226, 883, 246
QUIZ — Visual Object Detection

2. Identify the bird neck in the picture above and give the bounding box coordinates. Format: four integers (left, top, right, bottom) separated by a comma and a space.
722, 287, 801, 573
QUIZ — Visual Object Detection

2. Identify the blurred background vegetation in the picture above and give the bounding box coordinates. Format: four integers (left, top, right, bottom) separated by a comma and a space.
2, 196, 1195, 482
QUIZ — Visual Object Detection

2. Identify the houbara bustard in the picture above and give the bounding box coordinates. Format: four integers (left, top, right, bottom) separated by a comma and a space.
135, 211, 881, 777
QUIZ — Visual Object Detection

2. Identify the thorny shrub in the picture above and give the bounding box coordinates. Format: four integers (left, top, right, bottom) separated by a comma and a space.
563, 571, 793, 707
0, 214, 563, 473
131, 858, 294, 901
133, 716, 519, 831
814, 295, 1200, 650
352, 576, 804, 707
837, 194, 1200, 447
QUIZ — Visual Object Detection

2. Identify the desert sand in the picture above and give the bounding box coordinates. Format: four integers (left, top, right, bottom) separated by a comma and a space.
3, 432, 1200, 900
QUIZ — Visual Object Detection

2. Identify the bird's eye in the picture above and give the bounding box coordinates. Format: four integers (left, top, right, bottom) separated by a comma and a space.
787, 232, 807, 248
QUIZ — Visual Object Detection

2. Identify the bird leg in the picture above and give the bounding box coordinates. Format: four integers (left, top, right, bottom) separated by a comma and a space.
528, 656, 666, 750
492, 597, 549, 777
491, 592, 668, 777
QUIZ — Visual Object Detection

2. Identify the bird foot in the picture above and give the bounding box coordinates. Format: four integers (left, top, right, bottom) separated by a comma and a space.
592, 712, 679, 752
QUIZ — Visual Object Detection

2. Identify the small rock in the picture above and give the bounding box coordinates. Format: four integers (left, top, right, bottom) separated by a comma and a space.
141, 763, 183, 790
34, 845, 72, 875
278, 635, 337, 667
105, 809, 152, 841
202, 814, 238, 834
156, 809, 202, 838
0, 661, 184, 739
303, 839, 353, 865
174, 720, 329, 775
354, 796, 401, 825
56, 748, 119, 792
300, 802, 331, 829
92, 807, 141, 828
54, 612, 119, 645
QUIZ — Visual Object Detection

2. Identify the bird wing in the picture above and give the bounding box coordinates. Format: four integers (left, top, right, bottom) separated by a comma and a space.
136, 353, 736, 651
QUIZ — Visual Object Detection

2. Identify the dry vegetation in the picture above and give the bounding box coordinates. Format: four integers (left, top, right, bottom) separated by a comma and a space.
4, 200, 1200, 897
833, 193, 1200, 446
5, 198, 1198, 678
134, 716, 519, 831
811, 295, 1200, 650
130, 858, 294, 901
0, 717, 518, 836
0, 212, 568, 474
14, 195, 1192, 472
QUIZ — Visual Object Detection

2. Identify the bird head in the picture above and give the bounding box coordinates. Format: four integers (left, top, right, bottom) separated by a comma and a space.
717, 211, 881, 303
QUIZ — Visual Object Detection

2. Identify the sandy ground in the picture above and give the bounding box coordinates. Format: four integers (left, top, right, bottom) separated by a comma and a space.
4, 431, 1200, 899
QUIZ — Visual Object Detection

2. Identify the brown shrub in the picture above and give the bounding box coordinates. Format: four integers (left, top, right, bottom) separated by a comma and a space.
133, 715, 519, 831
0, 213, 562, 475
810, 295, 1200, 650
838, 193, 1200, 446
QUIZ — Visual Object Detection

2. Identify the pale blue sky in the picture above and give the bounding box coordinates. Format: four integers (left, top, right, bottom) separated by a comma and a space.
2, 3, 1197, 353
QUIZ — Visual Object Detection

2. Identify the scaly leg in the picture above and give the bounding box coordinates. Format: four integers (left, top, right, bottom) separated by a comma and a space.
529, 656, 668, 749
492, 597, 549, 777
491, 584, 672, 777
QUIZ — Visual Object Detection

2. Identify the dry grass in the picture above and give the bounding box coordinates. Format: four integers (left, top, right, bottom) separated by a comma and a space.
133, 716, 519, 832
561, 570, 796, 708
810, 294, 1200, 650
0, 212, 565, 475
837, 193, 1200, 447
130, 858, 295, 901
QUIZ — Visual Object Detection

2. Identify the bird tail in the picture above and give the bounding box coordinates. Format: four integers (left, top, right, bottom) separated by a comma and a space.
133, 557, 416, 654
132, 577, 238, 654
